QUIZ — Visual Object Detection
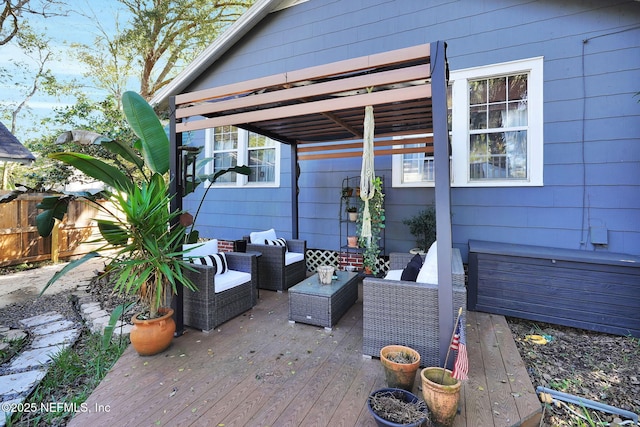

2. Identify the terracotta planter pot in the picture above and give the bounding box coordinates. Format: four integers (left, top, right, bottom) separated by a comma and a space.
348, 212, 358, 221
380, 345, 421, 391
420, 367, 461, 427
347, 235, 358, 247
130, 307, 176, 356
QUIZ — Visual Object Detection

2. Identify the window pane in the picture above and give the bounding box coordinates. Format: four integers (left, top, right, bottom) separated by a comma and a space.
488, 77, 506, 102
508, 74, 528, 101
248, 147, 275, 183
213, 127, 237, 151
213, 152, 237, 183
248, 132, 275, 148
468, 71, 529, 181
403, 147, 434, 183
469, 105, 487, 130
488, 103, 505, 128
469, 79, 487, 104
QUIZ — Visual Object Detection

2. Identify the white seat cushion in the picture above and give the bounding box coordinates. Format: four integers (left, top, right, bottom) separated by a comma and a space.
249, 229, 277, 244
214, 270, 251, 293
383, 269, 403, 281
183, 239, 218, 257
285, 251, 304, 266
416, 241, 438, 284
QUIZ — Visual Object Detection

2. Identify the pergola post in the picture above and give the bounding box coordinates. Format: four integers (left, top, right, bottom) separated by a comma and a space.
291, 144, 299, 239
431, 41, 454, 367
169, 95, 185, 337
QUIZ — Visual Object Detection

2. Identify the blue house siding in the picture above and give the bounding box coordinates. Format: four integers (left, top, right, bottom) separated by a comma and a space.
182, 0, 640, 259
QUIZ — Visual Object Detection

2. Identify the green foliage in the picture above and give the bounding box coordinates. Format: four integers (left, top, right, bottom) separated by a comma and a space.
7, 332, 127, 426
358, 177, 385, 274
37, 91, 196, 318
403, 207, 437, 251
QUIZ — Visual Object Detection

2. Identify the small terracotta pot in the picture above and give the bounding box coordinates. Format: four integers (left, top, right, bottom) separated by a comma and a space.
130, 307, 175, 356
380, 345, 421, 391
347, 235, 358, 247
420, 367, 461, 426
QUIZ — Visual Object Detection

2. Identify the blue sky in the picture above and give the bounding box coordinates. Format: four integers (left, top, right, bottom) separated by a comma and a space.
1, 0, 129, 140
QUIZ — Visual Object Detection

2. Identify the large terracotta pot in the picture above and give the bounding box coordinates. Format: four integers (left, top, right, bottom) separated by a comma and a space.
380, 345, 421, 391
420, 367, 461, 427
130, 307, 175, 356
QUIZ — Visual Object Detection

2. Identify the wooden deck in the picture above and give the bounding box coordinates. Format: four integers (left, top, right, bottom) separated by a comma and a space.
69, 283, 541, 427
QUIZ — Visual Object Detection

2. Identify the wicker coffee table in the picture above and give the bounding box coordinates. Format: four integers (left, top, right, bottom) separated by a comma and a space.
288, 270, 359, 330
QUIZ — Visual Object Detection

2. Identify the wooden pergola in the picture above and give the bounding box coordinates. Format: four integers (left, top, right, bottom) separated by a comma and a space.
169, 41, 456, 366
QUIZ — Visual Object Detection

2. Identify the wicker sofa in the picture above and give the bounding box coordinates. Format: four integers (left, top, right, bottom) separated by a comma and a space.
362, 249, 466, 367
244, 233, 307, 292
182, 252, 257, 332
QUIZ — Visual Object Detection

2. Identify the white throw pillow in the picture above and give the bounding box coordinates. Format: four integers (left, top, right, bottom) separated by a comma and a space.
249, 228, 277, 244
183, 239, 218, 257
416, 241, 438, 284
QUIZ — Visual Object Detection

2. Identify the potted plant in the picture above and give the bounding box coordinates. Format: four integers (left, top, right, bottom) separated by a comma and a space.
367, 388, 429, 427
37, 91, 199, 356
402, 207, 436, 254
357, 176, 385, 275
346, 205, 358, 221
380, 345, 421, 391
420, 307, 465, 426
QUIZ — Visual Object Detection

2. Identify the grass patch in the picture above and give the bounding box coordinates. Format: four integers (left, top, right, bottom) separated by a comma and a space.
7, 331, 127, 426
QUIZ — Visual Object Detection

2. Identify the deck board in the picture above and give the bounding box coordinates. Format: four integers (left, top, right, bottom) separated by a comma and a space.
68, 283, 541, 427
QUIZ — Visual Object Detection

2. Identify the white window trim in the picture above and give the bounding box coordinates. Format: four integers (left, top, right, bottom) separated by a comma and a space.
204, 127, 280, 188
392, 56, 544, 188
451, 56, 544, 187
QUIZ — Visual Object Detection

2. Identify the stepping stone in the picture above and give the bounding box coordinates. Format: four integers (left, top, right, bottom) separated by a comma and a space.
19, 312, 63, 328
82, 305, 102, 315
80, 302, 100, 311
7, 346, 69, 371
0, 342, 8, 351
30, 329, 80, 349
0, 325, 9, 333
0, 370, 46, 397
88, 310, 109, 320
2, 329, 27, 341
30, 320, 75, 336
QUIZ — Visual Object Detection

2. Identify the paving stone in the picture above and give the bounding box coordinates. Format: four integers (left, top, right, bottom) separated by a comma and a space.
88, 310, 109, 320
7, 346, 69, 371
30, 329, 80, 349
0, 370, 46, 396
19, 312, 63, 328
0, 342, 9, 351
30, 320, 75, 336
80, 302, 100, 311
0, 325, 9, 333
90, 316, 111, 334
82, 305, 101, 315
112, 324, 133, 336
2, 329, 27, 341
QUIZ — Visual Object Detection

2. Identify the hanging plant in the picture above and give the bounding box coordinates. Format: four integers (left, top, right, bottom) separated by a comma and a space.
357, 176, 385, 274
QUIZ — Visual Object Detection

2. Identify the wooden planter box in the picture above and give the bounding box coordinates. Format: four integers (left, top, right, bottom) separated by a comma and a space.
468, 240, 640, 338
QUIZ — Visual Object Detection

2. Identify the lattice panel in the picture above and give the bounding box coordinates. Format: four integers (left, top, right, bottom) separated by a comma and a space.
306, 249, 339, 272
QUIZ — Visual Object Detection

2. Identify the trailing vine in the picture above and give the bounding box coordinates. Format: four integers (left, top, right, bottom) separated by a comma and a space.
357, 176, 385, 274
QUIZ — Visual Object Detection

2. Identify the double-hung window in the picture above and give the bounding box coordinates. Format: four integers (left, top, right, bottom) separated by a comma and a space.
393, 57, 543, 187
205, 126, 280, 187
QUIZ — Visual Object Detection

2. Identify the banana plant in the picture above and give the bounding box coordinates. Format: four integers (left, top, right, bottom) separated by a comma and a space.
37, 91, 190, 318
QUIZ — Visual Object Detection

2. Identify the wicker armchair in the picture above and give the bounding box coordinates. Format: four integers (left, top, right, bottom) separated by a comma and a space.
362, 249, 466, 367
182, 252, 257, 332
244, 237, 307, 292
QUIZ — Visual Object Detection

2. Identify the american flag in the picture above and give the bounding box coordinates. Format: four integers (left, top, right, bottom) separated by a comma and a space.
451, 317, 468, 380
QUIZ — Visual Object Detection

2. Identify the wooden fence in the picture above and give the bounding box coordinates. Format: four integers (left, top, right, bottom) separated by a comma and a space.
0, 193, 104, 267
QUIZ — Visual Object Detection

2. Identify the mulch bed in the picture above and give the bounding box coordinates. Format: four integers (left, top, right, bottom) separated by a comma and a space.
506, 317, 640, 426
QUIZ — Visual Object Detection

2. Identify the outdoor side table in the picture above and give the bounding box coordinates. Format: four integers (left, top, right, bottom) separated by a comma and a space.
288, 270, 359, 330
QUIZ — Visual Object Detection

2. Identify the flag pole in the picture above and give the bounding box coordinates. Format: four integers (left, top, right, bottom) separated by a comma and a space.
442, 306, 463, 384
